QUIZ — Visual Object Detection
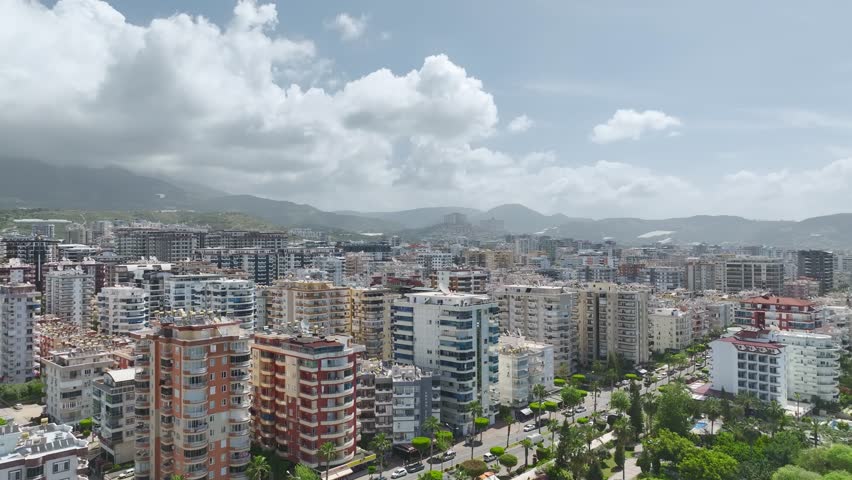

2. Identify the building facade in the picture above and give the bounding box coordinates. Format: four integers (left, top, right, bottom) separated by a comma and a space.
268, 281, 349, 335
716, 257, 784, 294
735, 296, 825, 331
577, 283, 651, 366
348, 287, 394, 360
494, 285, 577, 374
251, 333, 359, 468
131, 314, 252, 480
650, 308, 691, 353
45, 268, 95, 327
97, 286, 149, 336
496, 336, 554, 408
42, 349, 113, 424
431, 269, 489, 294
92, 368, 136, 465
0, 283, 39, 383
0, 422, 89, 480
392, 292, 499, 435
797, 250, 834, 295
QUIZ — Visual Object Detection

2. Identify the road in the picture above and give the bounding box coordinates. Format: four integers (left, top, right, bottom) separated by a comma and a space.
0, 403, 42, 426
375, 367, 696, 480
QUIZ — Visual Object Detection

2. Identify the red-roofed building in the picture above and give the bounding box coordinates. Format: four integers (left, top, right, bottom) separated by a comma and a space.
735, 295, 825, 331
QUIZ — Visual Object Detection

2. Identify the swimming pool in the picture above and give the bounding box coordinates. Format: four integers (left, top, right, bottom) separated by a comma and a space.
693, 421, 708, 430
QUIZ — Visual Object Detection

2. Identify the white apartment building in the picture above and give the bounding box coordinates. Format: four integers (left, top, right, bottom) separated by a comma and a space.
651, 308, 692, 353
42, 349, 113, 424
268, 280, 349, 335
771, 330, 840, 404
392, 292, 499, 435
710, 328, 840, 406
416, 252, 454, 274
494, 285, 577, 374
45, 268, 95, 327
313, 256, 344, 285
577, 283, 651, 366
0, 283, 39, 383
349, 287, 394, 360
164, 274, 256, 330
199, 278, 256, 330
497, 336, 554, 408
716, 256, 784, 294
0, 421, 90, 480
92, 368, 136, 465
97, 286, 149, 336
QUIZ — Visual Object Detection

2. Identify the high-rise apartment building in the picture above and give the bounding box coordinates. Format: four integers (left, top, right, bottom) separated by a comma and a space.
42, 349, 113, 424
114, 227, 206, 262
348, 287, 394, 360
496, 336, 554, 408
392, 292, 499, 434
114, 261, 173, 311
0, 283, 39, 383
203, 231, 288, 250
131, 314, 252, 480
199, 279, 256, 330
198, 248, 280, 285
797, 250, 834, 295
45, 268, 95, 327
268, 280, 349, 335
1, 235, 61, 290
415, 252, 454, 274
494, 285, 577, 374
0, 258, 36, 285
431, 269, 489, 294
251, 333, 359, 467
716, 257, 784, 294
92, 368, 136, 465
650, 308, 691, 353
577, 283, 651, 366
98, 286, 149, 335
356, 360, 441, 444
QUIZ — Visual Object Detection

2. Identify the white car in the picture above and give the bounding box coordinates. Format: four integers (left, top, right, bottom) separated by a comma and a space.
391, 468, 407, 479
575, 405, 587, 413
523, 424, 536, 432
443, 450, 457, 460
483, 452, 498, 462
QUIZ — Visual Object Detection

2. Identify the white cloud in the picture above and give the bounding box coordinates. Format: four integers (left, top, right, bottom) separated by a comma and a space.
590, 109, 682, 144
326, 12, 367, 41
0, 0, 709, 217
507, 114, 533, 133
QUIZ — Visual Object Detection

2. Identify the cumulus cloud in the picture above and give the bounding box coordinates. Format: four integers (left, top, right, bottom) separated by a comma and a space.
0, 0, 705, 217
326, 12, 367, 41
507, 114, 533, 133
591, 109, 682, 144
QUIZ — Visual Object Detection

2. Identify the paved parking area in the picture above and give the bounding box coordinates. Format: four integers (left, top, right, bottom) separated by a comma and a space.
0, 403, 43, 426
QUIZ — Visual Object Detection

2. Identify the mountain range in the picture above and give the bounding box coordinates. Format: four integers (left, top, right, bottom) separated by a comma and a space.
1, 158, 851, 248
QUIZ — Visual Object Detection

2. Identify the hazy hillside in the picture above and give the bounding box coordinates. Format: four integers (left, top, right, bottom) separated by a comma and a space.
336, 206, 481, 229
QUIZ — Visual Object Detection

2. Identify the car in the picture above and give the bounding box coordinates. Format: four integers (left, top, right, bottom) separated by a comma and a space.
405, 463, 425, 473
525, 433, 544, 445
443, 450, 457, 460
523, 423, 536, 432
575, 405, 587, 413
483, 452, 498, 462
391, 468, 407, 479
13, 404, 22, 410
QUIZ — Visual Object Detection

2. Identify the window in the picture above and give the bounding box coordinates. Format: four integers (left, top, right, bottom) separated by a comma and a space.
8, 469, 22, 480
52, 461, 70, 473
222, 385, 227, 393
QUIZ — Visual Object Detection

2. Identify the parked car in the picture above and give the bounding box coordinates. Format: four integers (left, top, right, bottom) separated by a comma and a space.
405, 463, 425, 474
13, 404, 22, 410
443, 450, 457, 460
575, 405, 587, 413
391, 469, 407, 479
523, 424, 536, 432
483, 452, 498, 462
525, 433, 544, 445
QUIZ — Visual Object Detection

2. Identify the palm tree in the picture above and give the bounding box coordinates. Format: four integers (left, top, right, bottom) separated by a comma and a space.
641, 393, 658, 435
319, 442, 337, 480
702, 397, 721, 435
520, 438, 533, 469
468, 400, 483, 459
612, 418, 634, 480
499, 405, 514, 449
610, 390, 631, 417
765, 400, 785, 437
590, 380, 600, 413
547, 418, 559, 446
370, 433, 392, 475
422, 416, 441, 462
561, 386, 582, 424
435, 434, 451, 472
532, 384, 547, 433
794, 392, 802, 420
247, 455, 272, 480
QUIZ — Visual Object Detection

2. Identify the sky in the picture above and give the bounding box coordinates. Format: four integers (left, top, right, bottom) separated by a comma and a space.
4, 0, 852, 220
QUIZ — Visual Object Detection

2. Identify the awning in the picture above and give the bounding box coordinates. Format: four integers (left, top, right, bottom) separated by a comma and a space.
520, 408, 533, 415
328, 468, 354, 480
